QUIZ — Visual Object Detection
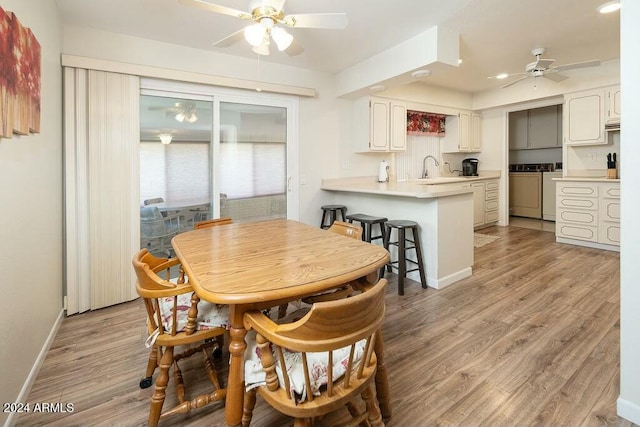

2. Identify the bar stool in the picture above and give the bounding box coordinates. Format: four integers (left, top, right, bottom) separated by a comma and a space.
345, 213, 388, 244
320, 205, 347, 229
383, 220, 427, 295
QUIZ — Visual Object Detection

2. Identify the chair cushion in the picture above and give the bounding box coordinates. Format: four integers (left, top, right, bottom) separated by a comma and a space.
158, 293, 230, 334
244, 329, 367, 402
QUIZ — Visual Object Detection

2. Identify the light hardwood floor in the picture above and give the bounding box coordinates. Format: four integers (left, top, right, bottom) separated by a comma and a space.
18, 226, 635, 427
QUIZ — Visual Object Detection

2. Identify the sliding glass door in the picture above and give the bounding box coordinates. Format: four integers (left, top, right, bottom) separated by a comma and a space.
139, 80, 298, 255
218, 102, 287, 222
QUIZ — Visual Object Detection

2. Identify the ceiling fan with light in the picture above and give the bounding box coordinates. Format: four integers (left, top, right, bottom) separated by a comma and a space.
489, 48, 601, 88
178, 0, 348, 56
150, 102, 199, 123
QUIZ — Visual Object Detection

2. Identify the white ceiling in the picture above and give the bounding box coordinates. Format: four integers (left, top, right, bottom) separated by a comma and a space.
55, 0, 620, 94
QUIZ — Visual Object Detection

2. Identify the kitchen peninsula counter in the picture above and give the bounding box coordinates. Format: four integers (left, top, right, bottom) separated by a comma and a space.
321, 176, 476, 289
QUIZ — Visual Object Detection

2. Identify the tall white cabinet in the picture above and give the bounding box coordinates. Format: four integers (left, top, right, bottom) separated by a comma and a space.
564, 85, 620, 145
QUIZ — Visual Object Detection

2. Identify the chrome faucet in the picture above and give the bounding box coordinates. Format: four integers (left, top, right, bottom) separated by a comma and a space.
422, 155, 440, 178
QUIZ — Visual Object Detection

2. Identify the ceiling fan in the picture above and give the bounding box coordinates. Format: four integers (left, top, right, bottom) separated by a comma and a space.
490, 48, 601, 88
178, 0, 348, 56
179, 0, 349, 56
150, 102, 199, 123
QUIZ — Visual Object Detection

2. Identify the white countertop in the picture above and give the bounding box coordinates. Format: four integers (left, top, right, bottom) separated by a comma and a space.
553, 177, 620, 183
321, 174, 500, 198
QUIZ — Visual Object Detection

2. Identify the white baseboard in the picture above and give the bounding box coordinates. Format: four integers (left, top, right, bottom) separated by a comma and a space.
4, 309, 64, 427
618, 396, 640, 425
428, 267, 473, 290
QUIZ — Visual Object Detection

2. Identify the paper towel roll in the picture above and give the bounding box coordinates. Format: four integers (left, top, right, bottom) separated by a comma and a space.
378, 160, 389, 182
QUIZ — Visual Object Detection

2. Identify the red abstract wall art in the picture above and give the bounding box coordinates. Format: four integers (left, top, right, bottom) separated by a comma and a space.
1, 6, 41, 139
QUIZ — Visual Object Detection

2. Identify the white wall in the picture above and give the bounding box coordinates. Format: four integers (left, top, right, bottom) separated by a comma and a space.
618, 1, 640, 423
0, 1, 63, 425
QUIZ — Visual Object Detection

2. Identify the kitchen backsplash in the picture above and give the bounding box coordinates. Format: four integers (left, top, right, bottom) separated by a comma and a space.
395, 134, 441, 180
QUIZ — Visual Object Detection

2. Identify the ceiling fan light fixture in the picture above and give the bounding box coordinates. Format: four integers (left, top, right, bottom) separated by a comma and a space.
271, 26, 293, 51
159, 133, 172, 145
597, 1, 620, 14
244, 23, 266, 46
175, 112, 186, 122
252, 42, 270, 56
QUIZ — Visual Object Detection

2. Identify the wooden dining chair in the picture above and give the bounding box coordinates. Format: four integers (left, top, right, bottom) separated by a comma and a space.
133, 248, 230, 427
242, 278, 388, 427
194, 217, 233, 229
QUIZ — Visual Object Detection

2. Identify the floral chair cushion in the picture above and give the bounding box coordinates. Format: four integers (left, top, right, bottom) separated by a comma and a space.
244, 328, 367, 402
158, 293, 230, 334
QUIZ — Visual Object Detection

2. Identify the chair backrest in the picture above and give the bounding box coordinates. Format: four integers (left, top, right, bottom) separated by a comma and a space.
143, 197, 164, 206
194, 217, 233, 230
132, 249, 188, 336
244, 278, 387, 405
328, 220, 362, 240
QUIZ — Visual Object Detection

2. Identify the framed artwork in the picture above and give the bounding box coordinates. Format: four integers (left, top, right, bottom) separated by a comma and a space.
0, 6, 41, 139
407, 110, 446, 136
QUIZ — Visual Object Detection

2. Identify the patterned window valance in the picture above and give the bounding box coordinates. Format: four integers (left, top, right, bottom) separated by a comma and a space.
407, 110, 446, 136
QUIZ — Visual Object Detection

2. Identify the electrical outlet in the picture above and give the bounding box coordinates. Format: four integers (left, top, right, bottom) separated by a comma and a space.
590, 152, 597, 162
342, 159, 350, 169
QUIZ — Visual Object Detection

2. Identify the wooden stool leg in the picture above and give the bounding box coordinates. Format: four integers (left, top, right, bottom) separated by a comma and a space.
364, 223, 372, 242
397, 228, 406, 295
412, 227, 428, 288
383, 224, 392, 274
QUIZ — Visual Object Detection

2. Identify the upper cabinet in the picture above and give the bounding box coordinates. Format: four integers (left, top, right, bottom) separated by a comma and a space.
441, 110, 482, 153
564, 85, 619, 145
509, 105, 562, 150
607, 85, 621, 123
353, 97, 407, 152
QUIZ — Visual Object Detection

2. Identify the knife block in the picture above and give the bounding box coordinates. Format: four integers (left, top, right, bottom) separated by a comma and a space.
607, 168, 618, 179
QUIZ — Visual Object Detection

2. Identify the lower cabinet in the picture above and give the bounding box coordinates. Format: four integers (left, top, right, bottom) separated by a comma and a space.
473, 179, 499, 229
555, 181, 619, 250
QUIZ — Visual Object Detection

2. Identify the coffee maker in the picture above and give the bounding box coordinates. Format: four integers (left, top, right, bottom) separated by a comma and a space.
462, 158, 479, 176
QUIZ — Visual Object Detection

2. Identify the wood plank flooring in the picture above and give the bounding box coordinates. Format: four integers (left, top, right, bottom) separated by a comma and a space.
17, 225, 635, 427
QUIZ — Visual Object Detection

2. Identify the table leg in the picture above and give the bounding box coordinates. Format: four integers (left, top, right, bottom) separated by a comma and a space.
374, 330, 392, 420
226, 306, 248, 426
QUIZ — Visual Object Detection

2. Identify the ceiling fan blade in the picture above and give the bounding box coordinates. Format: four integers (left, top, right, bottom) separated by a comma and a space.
535, 59, 555, 70
285, 39, 304, 56
501, 75, 530, 89
553, 59, 601, 72
178, 0, 251, 19
213, 29, 245, 48
543, 72, 568, 82
284, 13, 348, 29
487, 71, 527, 80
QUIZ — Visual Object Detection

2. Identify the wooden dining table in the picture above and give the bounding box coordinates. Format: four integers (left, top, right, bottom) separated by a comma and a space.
172, 219, 391, 426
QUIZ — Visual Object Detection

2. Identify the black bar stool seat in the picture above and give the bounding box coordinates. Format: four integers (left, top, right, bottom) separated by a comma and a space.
383, 219, 427, 295
320, 205, 347, 229
345, 213, 388, 244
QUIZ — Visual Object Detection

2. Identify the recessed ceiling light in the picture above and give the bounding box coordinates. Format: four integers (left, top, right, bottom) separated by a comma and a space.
496, 73, 509, 80
458, 59, 463, 65
411, 69, 431, 78
370, 84, 386, 92
597, 1, 620, 14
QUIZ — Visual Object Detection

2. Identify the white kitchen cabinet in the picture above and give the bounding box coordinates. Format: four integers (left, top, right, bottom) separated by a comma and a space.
607, 85, 621, 123
484, 180, 500, 225
556, 181, 619, 250
441, 110, 482, 153
471, 182, 485, 227
564, 88, 607, 145
508, 110, 528, 150
353, 96, 407, 152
